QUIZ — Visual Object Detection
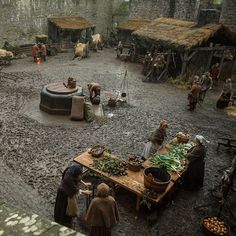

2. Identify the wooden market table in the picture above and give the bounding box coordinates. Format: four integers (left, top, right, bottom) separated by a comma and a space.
73, 148, 185, 211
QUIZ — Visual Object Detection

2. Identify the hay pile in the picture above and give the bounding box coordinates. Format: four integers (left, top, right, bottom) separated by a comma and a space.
225, 106, 236, 117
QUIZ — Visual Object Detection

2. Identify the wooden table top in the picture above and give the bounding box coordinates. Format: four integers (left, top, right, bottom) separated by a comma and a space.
73, 149, 184, 204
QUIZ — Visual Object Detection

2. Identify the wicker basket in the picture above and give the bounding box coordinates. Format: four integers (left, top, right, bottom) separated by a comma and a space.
89, 145, 105, 157
201, 217, 231, 236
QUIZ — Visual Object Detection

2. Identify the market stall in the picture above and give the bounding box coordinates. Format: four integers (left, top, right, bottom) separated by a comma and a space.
73, 143, 192, 211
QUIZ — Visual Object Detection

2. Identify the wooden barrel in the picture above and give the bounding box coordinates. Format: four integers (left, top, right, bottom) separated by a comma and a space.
144, 167, 171, 193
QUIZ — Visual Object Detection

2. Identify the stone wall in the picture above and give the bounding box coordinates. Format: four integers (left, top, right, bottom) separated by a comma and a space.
0, 0, 125, 47
174, 0, 200, 19
220, 0, 236, 32
129, 0, 170, 19
1, 0, 235, 47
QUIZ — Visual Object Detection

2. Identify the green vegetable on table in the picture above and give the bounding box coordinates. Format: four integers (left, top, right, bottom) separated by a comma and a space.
150, 143, 192, 173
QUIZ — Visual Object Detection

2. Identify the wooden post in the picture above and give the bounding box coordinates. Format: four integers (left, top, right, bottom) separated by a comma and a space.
181, 51, 188, 76
206, 43, 214, 71
166, 50, 171, 71
218, 50, 225, 81
136, 195, 141, 211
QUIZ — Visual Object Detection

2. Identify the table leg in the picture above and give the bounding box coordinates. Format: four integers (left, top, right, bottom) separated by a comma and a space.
136, 195, 141, 211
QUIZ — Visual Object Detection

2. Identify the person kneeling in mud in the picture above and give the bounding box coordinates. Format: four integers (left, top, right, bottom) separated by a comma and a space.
88, 82, 101, 105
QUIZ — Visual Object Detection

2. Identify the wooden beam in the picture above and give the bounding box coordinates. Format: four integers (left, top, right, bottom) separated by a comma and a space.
187, 51, 198, 61
218, 50, 225, 81
206, 43, 214, 71
181, 51, 189, 76
166, 50, 172, 71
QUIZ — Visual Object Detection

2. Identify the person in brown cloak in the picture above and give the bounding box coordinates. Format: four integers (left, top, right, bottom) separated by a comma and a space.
86, 183, 120, 236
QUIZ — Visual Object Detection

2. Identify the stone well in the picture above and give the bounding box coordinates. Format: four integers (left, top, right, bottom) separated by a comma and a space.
39, 82, 83, 115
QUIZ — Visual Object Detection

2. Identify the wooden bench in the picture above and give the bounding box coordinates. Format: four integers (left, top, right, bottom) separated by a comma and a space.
217, 138, 236, 151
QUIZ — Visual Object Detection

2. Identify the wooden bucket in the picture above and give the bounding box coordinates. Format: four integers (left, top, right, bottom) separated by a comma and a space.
144, 167, 171, 193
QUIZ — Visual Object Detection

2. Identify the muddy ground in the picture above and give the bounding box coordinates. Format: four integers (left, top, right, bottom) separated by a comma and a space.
0, 49, 236, 236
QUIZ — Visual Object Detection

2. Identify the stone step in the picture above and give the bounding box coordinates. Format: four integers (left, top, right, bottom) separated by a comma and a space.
0, 202, 85, 236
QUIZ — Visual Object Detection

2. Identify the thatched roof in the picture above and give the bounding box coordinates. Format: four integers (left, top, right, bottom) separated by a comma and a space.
117, 18, 151, 31
48, 16, 95, 30
133, 17, 236, 51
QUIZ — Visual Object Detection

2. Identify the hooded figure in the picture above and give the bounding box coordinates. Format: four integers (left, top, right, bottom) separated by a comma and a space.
184, 135, 209, 190
54, 165, 82, 227
86, 183, 120, 236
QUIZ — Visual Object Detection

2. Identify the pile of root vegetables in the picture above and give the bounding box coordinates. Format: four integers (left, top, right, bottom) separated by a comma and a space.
91, 155, 128, 177
151, 143, 192, 172
202, 217, 229, 235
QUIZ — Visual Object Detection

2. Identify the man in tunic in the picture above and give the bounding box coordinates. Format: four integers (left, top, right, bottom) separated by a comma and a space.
210, 63, 220, 86
116, 41, 123, 58
184, 135, 209, 190
187, 80, 201, 111
32, 43, 39, 62
199, 72, 213, 103
142, 51, 152, 76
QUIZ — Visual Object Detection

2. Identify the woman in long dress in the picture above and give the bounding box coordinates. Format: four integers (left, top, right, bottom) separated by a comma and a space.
54, 165, 91, 228
184, 135, 209, 190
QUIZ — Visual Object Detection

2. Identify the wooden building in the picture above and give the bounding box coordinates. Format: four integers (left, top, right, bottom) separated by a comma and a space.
117, 18, 151, 45
48, 16, 95, 48
132, 17, 236, 80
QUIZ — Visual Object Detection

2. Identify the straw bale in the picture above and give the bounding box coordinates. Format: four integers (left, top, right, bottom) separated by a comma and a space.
225, 106, 236, 117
